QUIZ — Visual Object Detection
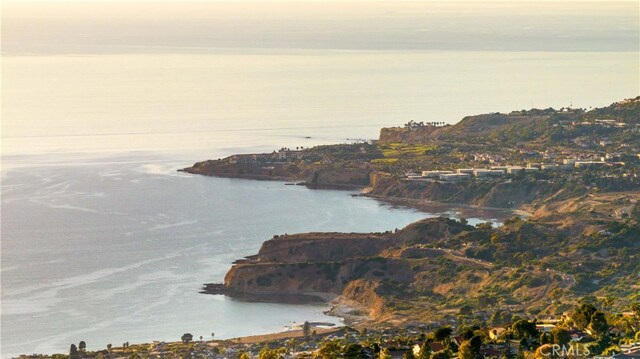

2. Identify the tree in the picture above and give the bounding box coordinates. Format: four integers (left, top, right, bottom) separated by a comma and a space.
434, 327, 453, 343
258, 346, 285, 359
550, 328, 571, 346
511, 319, 538, 339
316, 340, 343, 359
181, 333, 193, 344
379, 348, 392, 359
69, 344, 79, 359
470, 336, 483, 350
418, 341, 431, 359
459, 340, 482, 359
106, 343, 112, 355
403, 350, 416, 359
344, 343, 365, 358
238, 352, 251, 359
589, 311, 609, 338
540, 333, 550, 345
303, 321, 311, 338
211, 332, 215, 340
573, 303, 598, 330
78, 341, 86, 353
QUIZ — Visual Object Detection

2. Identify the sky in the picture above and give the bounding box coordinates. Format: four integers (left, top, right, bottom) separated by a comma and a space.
2, 1, 639, 53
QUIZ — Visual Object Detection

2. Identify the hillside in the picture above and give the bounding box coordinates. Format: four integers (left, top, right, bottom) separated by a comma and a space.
207, 193, 640, 328
378, 97, 640, 147
206, 217, 582, 327
190, 97, 640, 328
183, 97, 639, 206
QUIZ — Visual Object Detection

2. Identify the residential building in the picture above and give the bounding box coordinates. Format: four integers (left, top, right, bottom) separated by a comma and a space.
507, 166, 524, 174
440, 173, 471, 181
422, 170, 454, 178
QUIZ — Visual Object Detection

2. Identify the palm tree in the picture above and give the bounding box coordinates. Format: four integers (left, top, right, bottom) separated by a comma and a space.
78, 341, 86, 358
69, 344, 79, 359
285, 338, 298, 354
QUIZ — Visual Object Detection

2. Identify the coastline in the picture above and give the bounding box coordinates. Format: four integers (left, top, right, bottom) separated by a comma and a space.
178, 168, 365, 190
362, 192, 533, 219
10, 325, 346, 359
182, 166, 527, 220
186, 166, 554, 336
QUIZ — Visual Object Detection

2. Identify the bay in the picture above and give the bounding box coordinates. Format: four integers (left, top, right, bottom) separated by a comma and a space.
1, 153, 500, 357
1, 49, 637, 357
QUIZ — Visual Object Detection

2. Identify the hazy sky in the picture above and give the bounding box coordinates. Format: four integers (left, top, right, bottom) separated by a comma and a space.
2, 1, 639, 53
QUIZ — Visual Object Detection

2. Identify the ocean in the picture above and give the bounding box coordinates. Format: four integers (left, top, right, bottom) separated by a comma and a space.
2, 50, 637, 357
2, 1, 639, 357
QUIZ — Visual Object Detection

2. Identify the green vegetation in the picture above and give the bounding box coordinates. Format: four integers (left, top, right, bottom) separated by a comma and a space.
380, 143, 438, 158
169, 97, 640, 358
181, 333, 193, 344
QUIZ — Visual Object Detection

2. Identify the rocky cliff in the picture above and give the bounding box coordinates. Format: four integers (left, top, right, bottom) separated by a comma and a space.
368, 174, 559, 209
182, 160, 371, 188
207, 217, 567, 325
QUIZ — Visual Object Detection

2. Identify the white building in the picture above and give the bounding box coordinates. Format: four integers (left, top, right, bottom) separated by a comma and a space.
440, 173, 471, 181
473, 169, 491, 177
507, 166, 524, 174
422, 170, 453, 178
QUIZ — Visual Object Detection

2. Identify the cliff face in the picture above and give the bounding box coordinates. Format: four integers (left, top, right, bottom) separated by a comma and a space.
305, 165, 372, 188
182, 160, 372, 188
223, 257, 414, 298
368, 174, 557, 209
476, 180, 557, 208
217, 218, 463, 300
183, 160, 303, 181
211, 217, 569, 325
256, 233, 388, 263
340, 279, 387, 318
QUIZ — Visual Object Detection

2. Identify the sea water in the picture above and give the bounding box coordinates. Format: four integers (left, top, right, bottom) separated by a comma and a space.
2, 50, 637, 356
